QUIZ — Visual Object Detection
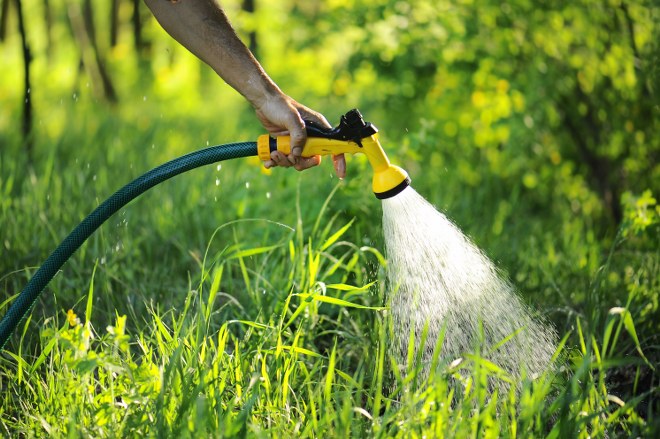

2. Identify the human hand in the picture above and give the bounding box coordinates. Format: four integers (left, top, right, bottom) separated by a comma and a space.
255, 93, 346, 179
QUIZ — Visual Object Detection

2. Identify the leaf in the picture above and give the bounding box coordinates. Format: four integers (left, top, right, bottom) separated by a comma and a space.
206, 265, 224, 321
30, 338, 58, 373
227, 320, 273, 330
335, 368, 359, 388
85, 260, 98, 324
576, 317, 587, 355
308, 242, 320, 286
466, 354, 514, 384
621, 310, 654, 370
229, 244, 280, 259
550, 330, 572, 364
301, 293, 386, 310
325, 281, 375, 292
360, 246, 387, 267
321, 218, 355, 251
289, 239, 295, 263
601, 313, 617, 359
281, 345, 323, 358
325, 342, 337, 402
283, 300, 309, 329
488, 326, 525, 354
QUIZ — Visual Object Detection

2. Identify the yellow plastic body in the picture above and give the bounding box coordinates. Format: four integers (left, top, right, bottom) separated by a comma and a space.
257, 133, 409, 197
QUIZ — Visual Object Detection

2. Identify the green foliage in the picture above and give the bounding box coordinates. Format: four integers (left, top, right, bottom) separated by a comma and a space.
622, 189, 659, 236
1, 0, 658, 436
1, 215, 657, 436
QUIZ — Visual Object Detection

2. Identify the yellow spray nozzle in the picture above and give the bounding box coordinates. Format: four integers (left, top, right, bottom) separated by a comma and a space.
257, 109, 410, 199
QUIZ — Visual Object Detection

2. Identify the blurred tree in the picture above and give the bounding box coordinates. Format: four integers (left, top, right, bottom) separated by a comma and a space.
0, 0, 9, 41
290, 0, 658, 226
242, 0, 258, 56
14, 0, 33, 156
42, 0, 52, 56
68, 0, 117, 103
110, 0, 119, 47
1, 0, 655, 227
132, 0, 143, 52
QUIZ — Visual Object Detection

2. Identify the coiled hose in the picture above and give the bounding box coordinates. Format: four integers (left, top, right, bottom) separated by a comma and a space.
0, 141, 258, 349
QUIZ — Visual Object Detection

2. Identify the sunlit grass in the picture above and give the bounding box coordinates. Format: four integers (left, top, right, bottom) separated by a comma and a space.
1, 183, 656, 436
1, 3, 658, 434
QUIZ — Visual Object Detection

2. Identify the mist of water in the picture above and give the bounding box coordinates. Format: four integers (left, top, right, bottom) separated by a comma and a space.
382, 187, 557, 385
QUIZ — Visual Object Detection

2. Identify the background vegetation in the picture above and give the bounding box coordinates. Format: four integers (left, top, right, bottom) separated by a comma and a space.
1, 0, 658, 436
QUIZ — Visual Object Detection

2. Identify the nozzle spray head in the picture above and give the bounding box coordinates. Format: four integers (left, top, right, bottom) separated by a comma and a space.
257, 109, 410, 199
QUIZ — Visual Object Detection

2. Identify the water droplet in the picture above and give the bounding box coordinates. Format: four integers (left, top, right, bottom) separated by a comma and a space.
151, 144, 155, 149
100, 257, 106, 265
216, 164, 222, 171
245, 182, 250, 189
93, 175, 97, 181
266, 192, 271, 199
215, 178, 220, 186
206, 140, 209, 146
143, 96, 147, 101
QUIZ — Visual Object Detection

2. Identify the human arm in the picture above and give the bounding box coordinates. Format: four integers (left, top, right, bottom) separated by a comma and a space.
144, 0, 346, 176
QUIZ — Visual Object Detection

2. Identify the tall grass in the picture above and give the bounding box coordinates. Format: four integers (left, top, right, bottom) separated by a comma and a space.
1, 182, 656, 437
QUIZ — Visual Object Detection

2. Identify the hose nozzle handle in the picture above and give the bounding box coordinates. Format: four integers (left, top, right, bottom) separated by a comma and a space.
304, 109, 377, 147
257, 109, 410, 199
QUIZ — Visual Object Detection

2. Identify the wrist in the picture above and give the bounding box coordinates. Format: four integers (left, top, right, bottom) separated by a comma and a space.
239, 71, 283, 110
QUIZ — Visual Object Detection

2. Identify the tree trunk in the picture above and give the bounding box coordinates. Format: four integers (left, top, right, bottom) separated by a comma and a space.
242, 0, 258, 57
42, 0, 52, 56
0, 0, 10, 42
131, 0, 142, 52
15, 0, 33, 156
110, 0, 119, 47
68, 0, 117, 103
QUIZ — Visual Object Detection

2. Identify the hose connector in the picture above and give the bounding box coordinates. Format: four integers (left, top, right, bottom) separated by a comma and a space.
257, 109, 410, 199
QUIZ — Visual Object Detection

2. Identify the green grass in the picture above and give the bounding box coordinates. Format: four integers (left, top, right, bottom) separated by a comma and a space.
0, 196, 656, 436
1, 30, 659, 438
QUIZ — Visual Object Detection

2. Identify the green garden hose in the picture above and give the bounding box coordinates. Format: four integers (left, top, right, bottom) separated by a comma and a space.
0, 109, 409, 351
0, 141, 258, 349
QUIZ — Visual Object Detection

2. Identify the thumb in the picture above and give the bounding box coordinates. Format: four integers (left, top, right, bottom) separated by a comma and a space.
287, 114, 307, 157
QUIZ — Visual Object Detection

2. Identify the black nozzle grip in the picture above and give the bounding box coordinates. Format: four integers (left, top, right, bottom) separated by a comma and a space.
304, 119, 335, 138
304, 109, 377, 147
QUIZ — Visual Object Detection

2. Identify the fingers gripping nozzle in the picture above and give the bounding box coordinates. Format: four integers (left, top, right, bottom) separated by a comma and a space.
257, 109, 410, 199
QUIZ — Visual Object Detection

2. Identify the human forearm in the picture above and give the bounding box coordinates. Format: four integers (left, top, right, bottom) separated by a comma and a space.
144, 0, 346, 176
144, 0, 278, 107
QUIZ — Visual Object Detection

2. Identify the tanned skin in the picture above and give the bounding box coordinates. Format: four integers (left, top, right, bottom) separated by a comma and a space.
144, 0, 346, 177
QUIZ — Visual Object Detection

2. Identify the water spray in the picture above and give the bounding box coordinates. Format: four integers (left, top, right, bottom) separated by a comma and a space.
0, 109, 408, 349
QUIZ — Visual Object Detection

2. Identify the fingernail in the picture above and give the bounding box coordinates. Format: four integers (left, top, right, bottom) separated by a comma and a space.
264, 161, 273, 168
335, 164, 346, 180
292, 147, 302, 157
